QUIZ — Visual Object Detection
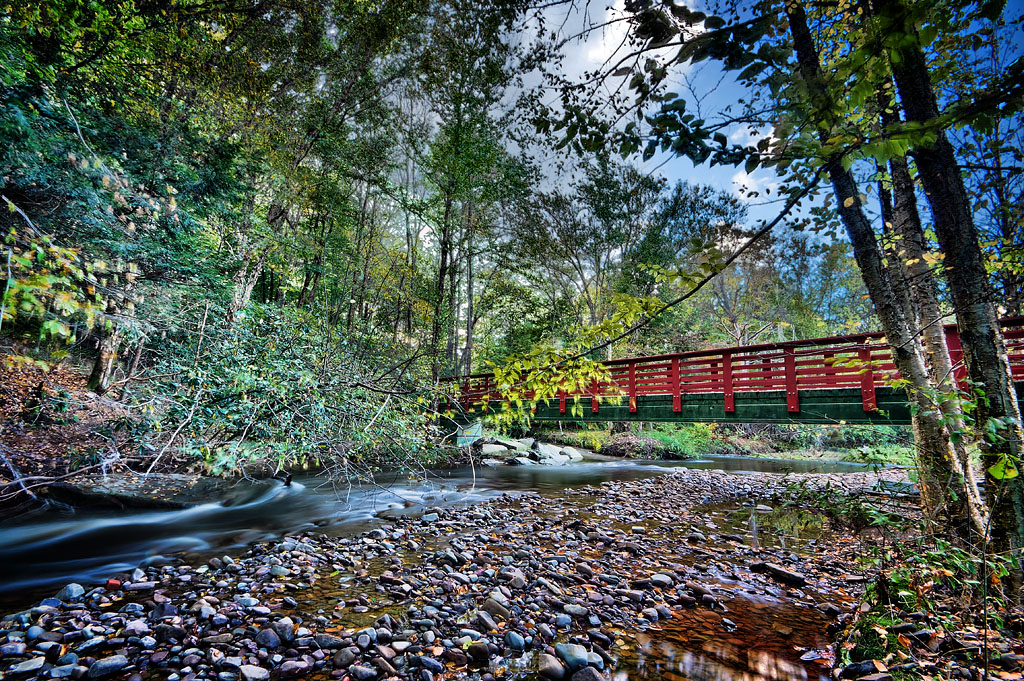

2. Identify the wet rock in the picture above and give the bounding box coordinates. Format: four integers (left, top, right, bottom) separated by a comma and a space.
572, 668, 608, 681
279, 660, 309, 677
750, 562, 807, 587
8, 657, 47, 675
255, 629, 281, 649
55, 583, 85, 602
564, 604, 589, 618
466, 641, 489, 663
554, 643, 589, 673
88, 655, 128, 678
476, 611, 498, 632
314, 634, 344, 650
538, 653, 566, 679
649, 573, 674, 589
504, 631, 525, 652
841, 660, 888, 678
239, 665, 270, 681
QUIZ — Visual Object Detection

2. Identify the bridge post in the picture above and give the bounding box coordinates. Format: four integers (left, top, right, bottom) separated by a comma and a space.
559, 387, 566, 415
672, 357, 681, 412
592, 378, 599, 413
628, 362, 637, 413
944, 325, 969, 390
784, 346, 800, 412
723, 353, 735, 412
858, 346, 877, 411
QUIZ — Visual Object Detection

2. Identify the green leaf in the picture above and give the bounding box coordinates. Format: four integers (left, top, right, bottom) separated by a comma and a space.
988, 459, 1019, 480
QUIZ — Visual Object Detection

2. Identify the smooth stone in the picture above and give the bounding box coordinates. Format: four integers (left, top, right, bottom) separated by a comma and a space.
504, 631, 525, 652
466, 641, 489, 662
650, 573, 674, 588
538, 653, 565, 679
239, 665, 270, 681
349, 665, 377, 680
88, 655, 128, 678
572, 668, 608, 681
564, 604, 588, 618
55, 583, 85, 602
255, 629, 281, 649
314, 634, 344, 650
279, 660, 309, 677
8, 657, 47, 675
554, 643, 589, 673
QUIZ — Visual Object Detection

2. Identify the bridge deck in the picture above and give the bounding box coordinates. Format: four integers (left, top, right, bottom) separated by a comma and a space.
445, 318, 1024, 425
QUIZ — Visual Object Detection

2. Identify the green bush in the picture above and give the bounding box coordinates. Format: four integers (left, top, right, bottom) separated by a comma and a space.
139, 304, 443, 475
647, 423, 719, 457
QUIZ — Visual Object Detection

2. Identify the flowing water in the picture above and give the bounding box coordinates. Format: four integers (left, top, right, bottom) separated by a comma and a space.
0, 454, 867, 680
0, 455, 867, 600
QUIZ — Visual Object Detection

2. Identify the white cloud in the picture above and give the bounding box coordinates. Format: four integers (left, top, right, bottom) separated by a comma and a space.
731, 168, 779, 201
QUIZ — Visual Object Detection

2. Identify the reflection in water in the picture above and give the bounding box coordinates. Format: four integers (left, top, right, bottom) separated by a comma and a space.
618, 598, 833, 681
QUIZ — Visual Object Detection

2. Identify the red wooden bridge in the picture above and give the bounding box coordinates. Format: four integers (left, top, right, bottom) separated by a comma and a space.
445, 318, 1024, 425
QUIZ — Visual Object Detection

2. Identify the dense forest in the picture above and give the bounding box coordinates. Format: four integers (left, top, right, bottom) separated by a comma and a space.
2, 1, 1024, 680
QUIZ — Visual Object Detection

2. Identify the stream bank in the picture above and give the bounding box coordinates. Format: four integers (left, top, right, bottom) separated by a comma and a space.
1, 467, 904, 681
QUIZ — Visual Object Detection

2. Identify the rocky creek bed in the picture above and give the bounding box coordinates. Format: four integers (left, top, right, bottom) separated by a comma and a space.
1, 468, 1020, 681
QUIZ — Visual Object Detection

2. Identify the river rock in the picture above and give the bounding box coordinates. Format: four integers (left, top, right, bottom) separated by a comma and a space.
480, 444, 508, 455
55, 583, 85, 602
240, 665, 270, 681
504, 631, 525, 651
561, 447, 584, 461
8, 657, 46, 675
539, 653, 566, 679
572, 668, 608, 681
314, 633, 344, 649
482, 597, 511, 620
255, 628, 281, 649
751, 562, 807, 587
348, 665, 376, 680
279, 660, 309, 677
554, 643, 589, 673
564, 604, 589, 617
650, 572, 675, 588
88, 655, 128, 678
332, 647, 357, 667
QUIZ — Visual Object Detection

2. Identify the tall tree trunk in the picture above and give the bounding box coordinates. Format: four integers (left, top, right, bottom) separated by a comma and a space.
886, 152, 985, 513
227, 249, 268, 326
788, 1, 985, 536
881, 0, 1024, 556
430, 195, 454, 383
464, 203, 475, 377
87, 325, 122, 395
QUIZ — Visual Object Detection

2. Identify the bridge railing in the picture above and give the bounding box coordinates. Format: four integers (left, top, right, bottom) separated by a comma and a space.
445, 317, 1024, 416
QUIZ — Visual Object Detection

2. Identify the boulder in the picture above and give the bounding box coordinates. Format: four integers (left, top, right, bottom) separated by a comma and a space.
494, 438, 528, 450
480, 444, 509, 455
561, 447, 584, 461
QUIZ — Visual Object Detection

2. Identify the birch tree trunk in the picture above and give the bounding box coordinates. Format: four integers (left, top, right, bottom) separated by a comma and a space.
881, 0, 1024, 555
787, 1, 985, 536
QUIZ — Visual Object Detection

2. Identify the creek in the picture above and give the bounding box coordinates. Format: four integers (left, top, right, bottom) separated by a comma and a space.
0, 455, 867, 600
